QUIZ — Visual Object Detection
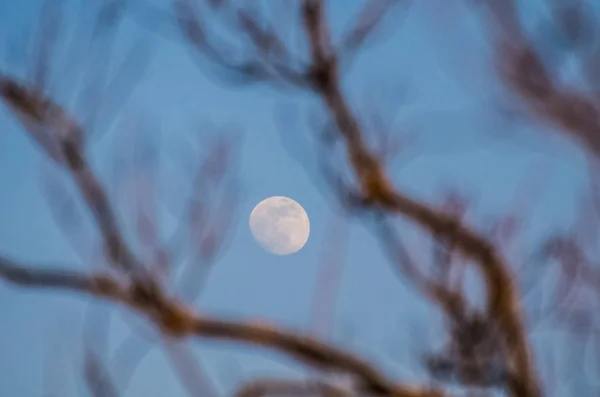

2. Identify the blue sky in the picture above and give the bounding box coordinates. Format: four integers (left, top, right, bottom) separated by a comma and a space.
0, 0, 594, 396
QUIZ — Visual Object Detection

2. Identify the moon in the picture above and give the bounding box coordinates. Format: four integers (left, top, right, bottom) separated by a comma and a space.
249, 196, 310, 255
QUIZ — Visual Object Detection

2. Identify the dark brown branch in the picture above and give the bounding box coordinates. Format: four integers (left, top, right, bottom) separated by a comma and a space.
0, 255, 446, 397
234, 378, 349, 397
299, 2, 541, 396
0, 256, 124, 298
0, 76, 150, 281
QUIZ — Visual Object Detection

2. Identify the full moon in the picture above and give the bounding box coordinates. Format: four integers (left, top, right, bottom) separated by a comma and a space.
249, 196, 310, 255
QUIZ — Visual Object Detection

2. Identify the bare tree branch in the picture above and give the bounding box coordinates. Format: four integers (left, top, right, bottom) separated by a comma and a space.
0, 76, 148, 280
479, 0, 600, 158
0, 254, 446, 397
234, 377, 350, 397
336, 0, 410, 69
0, 256, 123, 297
298, 3, 541, 395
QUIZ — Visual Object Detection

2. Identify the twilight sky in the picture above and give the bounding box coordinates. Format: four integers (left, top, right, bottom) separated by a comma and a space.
0, 0, 595, 396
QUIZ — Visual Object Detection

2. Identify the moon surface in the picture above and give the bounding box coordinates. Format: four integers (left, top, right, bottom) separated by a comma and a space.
249, 196, 310, 255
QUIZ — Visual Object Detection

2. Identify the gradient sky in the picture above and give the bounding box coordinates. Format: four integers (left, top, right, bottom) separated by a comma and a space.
0, 0, 595, 396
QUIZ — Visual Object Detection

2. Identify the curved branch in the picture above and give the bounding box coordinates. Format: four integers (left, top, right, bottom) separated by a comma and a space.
0, 77, 147, 280
0, 255, 447, 397
298, 2, 541, 396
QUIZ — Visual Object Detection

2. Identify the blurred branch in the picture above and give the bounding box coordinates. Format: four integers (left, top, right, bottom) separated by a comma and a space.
0, 76, 148, 281
298, 2, 541, 396
163, 339, 219, 397
0, 254, 446, 397
0, 256, 123, 296
480, 0, 600, 158
172, 0, 308, 88
336, 0, 410, 69
84, 350, 120, 397
104, 126, 241, 394
234, 378, 350, 397
308, 214, 349, 338
471, 2, 600, 391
